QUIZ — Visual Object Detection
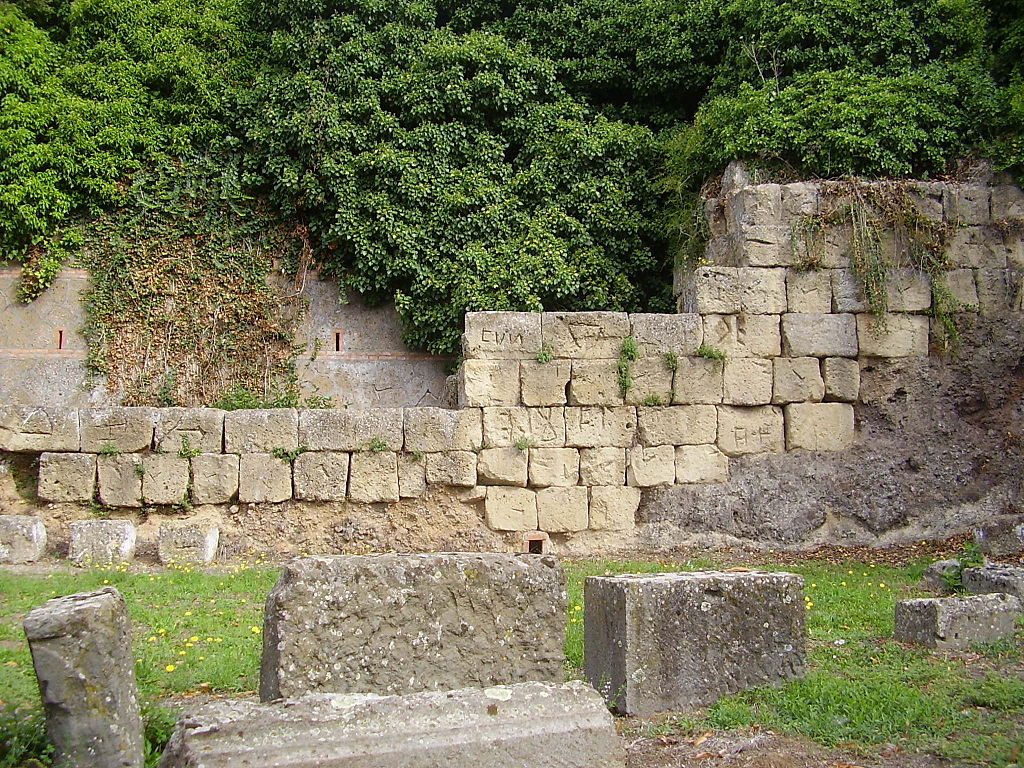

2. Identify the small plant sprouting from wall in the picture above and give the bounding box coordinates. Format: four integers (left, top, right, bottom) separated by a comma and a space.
617, 337, 639, 398
695, 343, 725, 361
272, 446, 309, 462
536, 345, 553, 364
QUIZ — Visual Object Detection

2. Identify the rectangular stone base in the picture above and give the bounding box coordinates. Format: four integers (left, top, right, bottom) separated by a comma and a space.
894, 594, 1022, 649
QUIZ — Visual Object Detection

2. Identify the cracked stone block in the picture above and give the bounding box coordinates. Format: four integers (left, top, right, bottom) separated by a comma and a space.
293, 452, 349, 501
780, 183, 820, 217
190, 454, 238, 505
38, 452, 95, 502
974, 515, 1024, 557
97, 455, 143, 508
723, 358, 774, 406
963, 564, 1024, 600
588, 486, 640, 532
908, 182, 945, 220
298, 408, 403, 452
238, 454, 293, 503
224, 409, 298, 453
80, 407, 156, 453
946, 227, 1009, 269
459, 360, 521, 407
153, 408, 225, 454
398, 452, 426, 498
565, 407, 636, 448
738, 225, 795, 267
675, 444, 729, 484
730, 184, 782, 228
886, 268, 931, 311
626, 445, 675, 487
630, 314, 703, 357
831, 269, 868, 313
857, 314, 929, 357
158, 522, 219, 565
894, 594, 1021, 649
537, 486, 589, 532
462, 311, 543, 360
485, 487, 538, 531
142, 455, 190, 505
520, 360, 571, 406
570, 360, 625, 406
404, 407, 482, 453
786, 270, 832, 313
992, 185, 1024, 219
943, 184, 991, 225
477, 447, 528, 487
23, 587, 144, 768
0, 406, 80, 452
738, 267, 787, 314
702, 314, 781, 358
0, 516, 47, 563
636, 405, 717, 446
945, 269, 979, 309
260, 554, 566, 699
717, 406, 784, 457
528, 448, 580, 487
585, 571, 806, 714
69, 520, 136, 566
425, 451, 478, 487
977, 269, 1015, 315
579, 448, 626, 486
782, 313, 858, 357
347, 451, 399, 503
672, 357, 724, 404
772, 357, 824, 404
688, 267, 741, 314
822, 358, 860, 402
784, 403, 855, 451
542, 312, 630, 359
482, 407, 565, 448
623, 359, 675, 406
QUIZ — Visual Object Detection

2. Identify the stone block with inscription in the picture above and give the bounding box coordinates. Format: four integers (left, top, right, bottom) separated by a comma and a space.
623, 359, 674, 406
38, 452, 95, 502
238, 454, 293, 503
190, 454, 238, 504
565, 407, 637, 448
299, 408, 404, 452
482, 407, 565, 448
520, 360, 571, 406
97, 455, 143, 508
723, 358, 774, 406
542, 312, 630, 359
80, 407, 156, 453
626, 445, 675, 487
153, 408, 225, 454
0, 406, 80, 452
823, 358, 860, 402
463, 312, 543, 359
537, 486, 589, 532
672, 357, 724, 404
141, 455, 190, 506
293, 451, 349, 501
857, 314, 929, 357
529, 448, 581, 487
570, 360, 624, 406
225, 409, 298, 453
784, 403, 855, 451
404, 407, 482, 453
636, 405, 717, 446
675, 444, 729, 484
630, 313, 703, 356
485, 487, 538, 531
772, 357, 824, 404
477, 447, 528, 486
717, 406, 784, 456
459, 360, 521, 407
348, 451, 400, 503
579, 448, 626, 486
589, 486, 640, 532
786, 270, 832, 313
702, 314, 781, 358
425, 451, 478, 487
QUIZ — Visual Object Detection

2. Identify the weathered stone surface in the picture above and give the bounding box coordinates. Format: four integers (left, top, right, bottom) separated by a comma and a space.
976, 515, 1024, 557
190, 454, 238, 504
158, 522, 219, 565
520, 360, 571, 406
782, 313, 858, 357
992, 184, 1024, 219
831, 269, 868, 313
69, 520, 136, 566
588, 486, 640, 532
160, 682, 623, 768
963, 564, 1024, 600
780, 183, 820, 217
459, 360, 521, 407
672, 357, 724, 404
142, 455, 190, 505
944, 184, 991, 225
675, 444, 729, 484
946, 227, 1009, 269
786, 270, 833, 313
476, 447, 528, 486
717, 406, 784, 457
946, 269, 979, 309
739, 224, 794, 267
529, 448, 580, 487
585, 571, 806, 715
80, 407, 156, 453
537, 486, 589, 532
0, 516, 47, 563
688, 267, 740, 314
822, 357, 860, 402
38, 452, 96, 502
626, 445, 675, 487
0, 406, 80, 452
294, 452, 349, 501
977, 268, 1015, 315
908, 182, 945, 220
702, 315, 781, 358
636, 405, 717, 446
920, 559, 960, 593
153, 408, 225, 454
238, 454, 293, 504
623, 359, 675, 406
738, 267, 788, 314
772, 357, 824, 404
397, 453, 426, 498
723, 358, 774, 406
730, 183, 782, 228
482, 407, 566, 448
886, 269, 932, 311
894, 594, 1021, 649
542, 312, 630, 359
484, 487, 538, 531
348, 451, 399, 503
404, 407, 482, 453
299, 408, 404, 452
565, 407, 636, 448
425, 451, 477, 487
570, 360, 624, 406
857, 314, 929, 357
97, 454, 143, 508
462, 312, 543, 360
225, 409, 298, 453
784, 403, 855, 452
24, 587, 144, 768
579, 448, 626, 486
630, 313, 703, 356
259, 554, 566, 700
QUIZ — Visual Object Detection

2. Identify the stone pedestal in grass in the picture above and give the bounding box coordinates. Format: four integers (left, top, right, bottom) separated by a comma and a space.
584, 571, 806, 715
158, 522, 219, 565
894, 593, 1022, 649
0, 515, 47, 563
69, 520, 136, 567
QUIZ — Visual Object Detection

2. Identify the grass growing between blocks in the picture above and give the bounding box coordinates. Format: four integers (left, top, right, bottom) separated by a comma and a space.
0, 556, 1021, 767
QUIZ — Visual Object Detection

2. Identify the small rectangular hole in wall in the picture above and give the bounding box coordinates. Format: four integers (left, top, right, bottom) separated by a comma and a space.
528, 539, 544, 554
56, 329, 65, 350
334, 330, 343, 353
521, 532, 550, 554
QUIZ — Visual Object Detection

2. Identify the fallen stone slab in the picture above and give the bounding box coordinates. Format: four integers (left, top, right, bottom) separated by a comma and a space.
24, 587, 144, 768
963, 564, 1024, 600
159, 682, 623, 768
0, 515, 47, 564
585, 571, 806, 715
974, 515, 1024, 557
894, 593, 1022, 649
69, 519, 136, 567
158, 522, 219, 565
260, 553, 565, 701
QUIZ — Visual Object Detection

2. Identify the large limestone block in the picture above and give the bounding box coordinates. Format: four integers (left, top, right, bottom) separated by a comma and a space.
142, 455, 190, 505
637, 405, 717, 446
672, 357, 724, 404
238, 454, 293, 503
153, 408, 225, 454
542, 312, 630, 359
398, 453, 426, 498
570, 360, 624, 406
780, 182, 820, 217
579, 448, 626, 486
738, 267, 788, 314
977, 268, 1016, 315
588, 486, 640, 532
476, 447, 528, 486
623, 359, 675, 406
782, 313, 858, 357
425, 451, 478, 487
822, 357, 860, 402
0, 406, 80, 452
626, 445, 675, 487
963, 564, 1024, 600
462, 312, 543, 359
945, 226, 1009, 269
784, 403, 855, 451
259, 554, 566, 700
908, 182, 945, 220
565, 407, 636, 448
723, 358, 774, 406
299, 408, 403, 452
459, 360, 521, 407
528, 448, 580, 487
80, 407, 156, 453
158, 522, 219, 565
630, 313, 702, 356
0, 516, 47, 563
730, 183, 782, 228
160, 683, 623, 768
294, 452, 349, 501
687, 267, 740, 314
482, 407, 565, 448
24, 588, 144, 768
992, 184, 1024, 219
944, 184, 991, 225
772, 357, 825, 404
520, 360, 571, 406
69, 520, 136, 566
738, 224, 794, 267
348, 451, 399, 503
945, 269, 979, 309
831, 269, 868, 313
856, 314, 929, 357
717, 406, 784, 457
97, 454, 143, 508
585, 571, 806, 714
537, 486, 589, 532
702, 315, 781, 358
786, 270, 832, 313
190, 454, 238, 504
886, 268, 931, 311
225, 409, 298, 453
38, 452, 96, 502
404, 407, 482, 453
894, 594, 1021, 650
675, 444, 729, 484
484, 487, 538, 531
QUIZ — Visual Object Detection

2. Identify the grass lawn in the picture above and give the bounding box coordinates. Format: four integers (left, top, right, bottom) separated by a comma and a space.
2, 555, 1023, 766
